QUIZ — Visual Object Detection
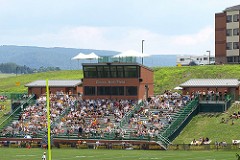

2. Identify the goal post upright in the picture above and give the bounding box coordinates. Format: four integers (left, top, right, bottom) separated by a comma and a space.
46, 79, 52, 160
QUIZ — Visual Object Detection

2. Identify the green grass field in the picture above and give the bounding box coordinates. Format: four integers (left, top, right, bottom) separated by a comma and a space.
0, 73, 15, 79
0, 148, 240, 160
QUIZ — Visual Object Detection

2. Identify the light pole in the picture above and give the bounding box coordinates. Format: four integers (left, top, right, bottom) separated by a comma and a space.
206, 50, 210, 65
141, 40, 145, 65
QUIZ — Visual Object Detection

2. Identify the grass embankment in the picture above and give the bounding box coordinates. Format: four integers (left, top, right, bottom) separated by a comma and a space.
173, 103, 240, 144
0, 100, 11, 125
0, 70, 83, 93
1, 64, 240, 94
0, 74, 15, 79
153, 64, 240, 94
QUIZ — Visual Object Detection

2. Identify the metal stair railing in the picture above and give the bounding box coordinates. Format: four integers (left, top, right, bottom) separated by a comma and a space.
119, 100, 143, 128
160, 97, 199, 139
0, 94, 36, 131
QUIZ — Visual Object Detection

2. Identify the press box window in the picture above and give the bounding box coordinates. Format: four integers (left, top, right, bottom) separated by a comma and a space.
126, 86, 137, 96
84, 86, 96, 96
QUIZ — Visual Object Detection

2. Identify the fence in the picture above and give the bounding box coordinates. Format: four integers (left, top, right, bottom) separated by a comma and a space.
168, 143, 240, 151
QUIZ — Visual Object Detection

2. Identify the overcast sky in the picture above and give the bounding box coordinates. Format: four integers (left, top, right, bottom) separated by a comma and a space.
0, 0, 239, 55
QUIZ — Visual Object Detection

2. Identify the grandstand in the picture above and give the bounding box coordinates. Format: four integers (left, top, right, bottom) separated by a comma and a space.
0, 89, 232, 150
0, 61, 236, 150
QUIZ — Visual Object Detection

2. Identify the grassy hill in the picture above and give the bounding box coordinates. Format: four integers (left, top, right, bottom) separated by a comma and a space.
173, 103, 240, 144
1, 64, 240, 144
0, 70, 83, 93
153, 64, 240, 95
1, 64, 240, 93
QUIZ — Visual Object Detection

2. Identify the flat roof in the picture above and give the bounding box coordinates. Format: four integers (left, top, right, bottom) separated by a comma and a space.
25, 80, 82, 87
180, 79, 239, 87
82, 62, 153, 72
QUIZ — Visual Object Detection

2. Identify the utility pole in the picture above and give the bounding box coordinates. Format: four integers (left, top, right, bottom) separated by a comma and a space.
206, 50, 211, 65
141, 40, 145, 65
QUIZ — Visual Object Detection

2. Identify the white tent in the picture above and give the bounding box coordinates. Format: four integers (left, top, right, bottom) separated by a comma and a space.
71, 53, 88, 60
174, 86, 183, 90
71, 52, 100, 68
87, 52, 100, 59
113, 50, 150, 58
72, 52, 100, 60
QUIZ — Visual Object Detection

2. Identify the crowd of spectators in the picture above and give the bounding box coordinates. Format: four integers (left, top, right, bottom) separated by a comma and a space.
191, 137, 211, 145
1, 90, 192, 141
190, 90, 228, 102
1, 93, 77, 137
0, 95, 7, 102
126, 90, 191, 140
61, 98, 137, 138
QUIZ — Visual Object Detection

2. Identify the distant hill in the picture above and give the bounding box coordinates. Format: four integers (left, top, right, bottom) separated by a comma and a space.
0, 45, 176, 69
0, 45, 119, 69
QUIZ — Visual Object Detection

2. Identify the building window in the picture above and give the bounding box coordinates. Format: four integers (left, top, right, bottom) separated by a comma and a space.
84, 86, 96, 96
226, 42, 232, 50
226, 29, 232, 36
97, 86, 111, 95
124, 66, 139, 78
111, 86, 124, 95
233, 28, 239, 36
233, 14, 239, 22
97, 66, 104, 78
227, 15, 232, 23
103, 66, 111, 78
117, 66, 124, 78
233, 42, 239, 49
227, 56, 240, 63
126, 86, 137, 96
227, 56, 233, 63
180, 58, 184, 61
84, 66, 97, 78
203, 57, 208, 61
110, 66, 117, 78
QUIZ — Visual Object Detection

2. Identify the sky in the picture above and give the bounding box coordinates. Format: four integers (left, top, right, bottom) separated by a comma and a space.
0, 0, 239, 55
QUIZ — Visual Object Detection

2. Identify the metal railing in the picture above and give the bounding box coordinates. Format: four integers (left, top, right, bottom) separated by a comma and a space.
0, 94, 36, 131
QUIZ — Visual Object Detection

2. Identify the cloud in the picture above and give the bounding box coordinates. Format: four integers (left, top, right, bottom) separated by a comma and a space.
0, 25, 214, 56
172, 26, 214, 46
29, 26, 171, 53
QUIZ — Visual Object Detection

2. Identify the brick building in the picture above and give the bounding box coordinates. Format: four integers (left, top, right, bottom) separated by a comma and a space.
215, 4, 240, 64
25, 80, 82, 98
82, 62, 154, 100
180, 79, 239, 100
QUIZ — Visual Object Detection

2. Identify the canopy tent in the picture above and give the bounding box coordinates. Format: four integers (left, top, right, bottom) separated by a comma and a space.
87, 52, 100, 59
72, 52, 100, 60
71, 52, 101, 68
174, 86, 183, 90
71, 53, 88, 60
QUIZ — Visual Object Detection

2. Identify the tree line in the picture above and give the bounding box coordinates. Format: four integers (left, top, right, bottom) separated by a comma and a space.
0, 63, 61, 74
